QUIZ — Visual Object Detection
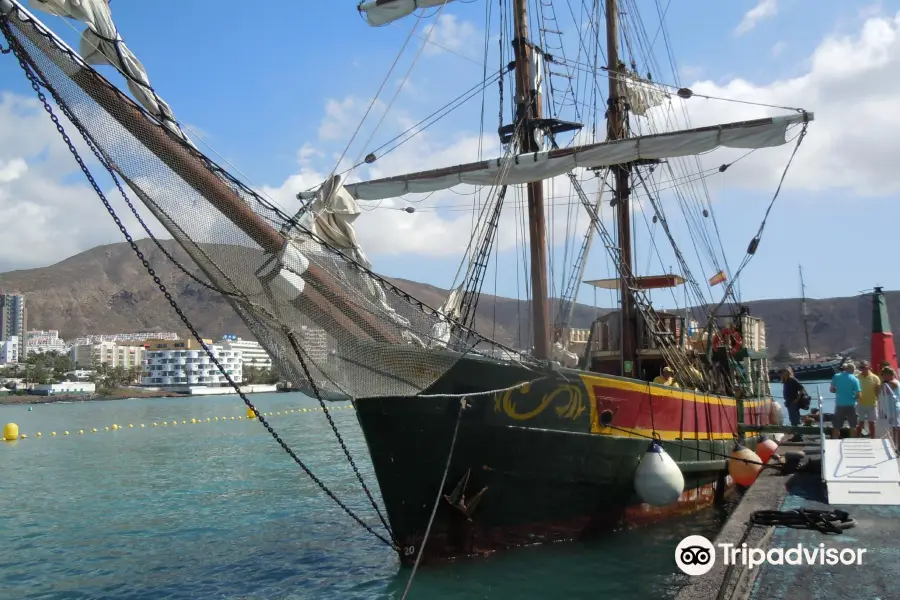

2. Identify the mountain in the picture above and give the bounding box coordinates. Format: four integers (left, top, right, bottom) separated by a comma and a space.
0, 239, 889, 356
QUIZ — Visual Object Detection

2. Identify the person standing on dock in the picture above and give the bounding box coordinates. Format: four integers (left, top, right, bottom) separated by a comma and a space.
830, 362, 861, 439
780, 367, 806, 442
855, 361, 881, 437
878, 366, 900, 449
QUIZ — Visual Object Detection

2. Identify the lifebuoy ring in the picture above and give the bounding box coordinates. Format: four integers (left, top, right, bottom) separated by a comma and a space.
712, 327, 743, 355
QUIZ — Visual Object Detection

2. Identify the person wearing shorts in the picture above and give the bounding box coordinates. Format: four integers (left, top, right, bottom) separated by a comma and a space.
830, 362, 861, 439
856, 360, 881, 437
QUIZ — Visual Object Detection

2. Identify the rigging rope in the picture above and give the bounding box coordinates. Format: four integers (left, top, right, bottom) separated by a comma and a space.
0, 23, 400, 548
399, 397, 465, 600
707, 120, 810, 322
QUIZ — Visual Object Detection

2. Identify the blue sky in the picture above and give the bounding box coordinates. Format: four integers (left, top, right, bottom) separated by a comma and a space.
0, 0, 898, 312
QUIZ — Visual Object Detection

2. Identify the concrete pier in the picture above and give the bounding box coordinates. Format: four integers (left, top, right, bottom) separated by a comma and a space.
675, 438, 900, 600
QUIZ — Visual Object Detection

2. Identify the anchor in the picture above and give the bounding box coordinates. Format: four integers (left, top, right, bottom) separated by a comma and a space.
443, 468, 487, 521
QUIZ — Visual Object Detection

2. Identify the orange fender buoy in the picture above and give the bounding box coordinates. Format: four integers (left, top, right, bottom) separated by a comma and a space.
755, 435, 778, 465
728, 443, 763, 486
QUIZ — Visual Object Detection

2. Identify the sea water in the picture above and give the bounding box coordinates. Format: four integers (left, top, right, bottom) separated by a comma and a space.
0, 384, 829, 599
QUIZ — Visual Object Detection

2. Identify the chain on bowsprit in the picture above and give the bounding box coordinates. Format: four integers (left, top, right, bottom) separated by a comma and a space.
283, 331, 395, 540
0, 20, 397, 550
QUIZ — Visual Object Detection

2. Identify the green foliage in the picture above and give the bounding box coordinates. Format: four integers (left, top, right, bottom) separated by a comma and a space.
0, 349, 73, 384
90, 363, 144, 389
243, 365, 280, 385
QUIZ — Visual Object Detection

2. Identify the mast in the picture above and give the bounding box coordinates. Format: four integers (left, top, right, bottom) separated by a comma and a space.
511, 0, 551, 360
606, 0, 637, 376
799, 265, 811, 359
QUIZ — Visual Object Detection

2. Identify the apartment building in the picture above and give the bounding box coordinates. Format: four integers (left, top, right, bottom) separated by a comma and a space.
141, 338, 242, 386
0, 293, 26, 358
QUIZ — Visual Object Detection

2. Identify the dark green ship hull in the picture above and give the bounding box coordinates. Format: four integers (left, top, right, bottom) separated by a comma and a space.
354, 354, 771, 566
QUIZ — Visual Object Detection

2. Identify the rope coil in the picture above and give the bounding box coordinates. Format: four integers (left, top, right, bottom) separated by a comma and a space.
749, 508, 855, 534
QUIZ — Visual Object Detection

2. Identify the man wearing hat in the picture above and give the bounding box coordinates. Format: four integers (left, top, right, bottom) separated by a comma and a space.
856, 360, 881, 437
653, 366, 680, 388
830, 361, 861, 439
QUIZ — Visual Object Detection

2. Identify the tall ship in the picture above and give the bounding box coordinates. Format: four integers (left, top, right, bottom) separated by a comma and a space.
1, 0, 811, 566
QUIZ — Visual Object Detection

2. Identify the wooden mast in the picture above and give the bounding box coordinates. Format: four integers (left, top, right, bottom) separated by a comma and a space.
606, 0, 637, 376
511, 0, 551, 360
799, 264, 812, 359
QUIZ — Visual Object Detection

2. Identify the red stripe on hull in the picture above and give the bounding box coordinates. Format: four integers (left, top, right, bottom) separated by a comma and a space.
400, 478, 734, 567
589, 383, 772, 437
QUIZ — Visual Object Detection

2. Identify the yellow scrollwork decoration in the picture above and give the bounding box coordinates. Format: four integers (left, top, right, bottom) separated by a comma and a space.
494, 384, 585, 421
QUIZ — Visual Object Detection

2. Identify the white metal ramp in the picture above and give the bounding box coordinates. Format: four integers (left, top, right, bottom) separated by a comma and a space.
822, 437, 900, 505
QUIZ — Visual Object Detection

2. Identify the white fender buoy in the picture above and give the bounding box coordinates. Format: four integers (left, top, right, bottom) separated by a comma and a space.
768, 400, 784, 426
634, 439, 685, 507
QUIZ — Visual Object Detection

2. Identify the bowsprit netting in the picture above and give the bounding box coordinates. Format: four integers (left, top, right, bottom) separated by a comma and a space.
0, 6, 528, 401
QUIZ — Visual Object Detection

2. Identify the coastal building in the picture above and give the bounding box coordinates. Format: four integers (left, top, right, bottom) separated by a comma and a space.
0, 293, 26, 359
65, 369, 94, 381
70, 341, 145, 369
218, 334, 273, 369
31, 381, 96, 396
68, 331, 180, 346
0, 336, 19, 365
141, 338, 242, 387
25, 329, 69, 356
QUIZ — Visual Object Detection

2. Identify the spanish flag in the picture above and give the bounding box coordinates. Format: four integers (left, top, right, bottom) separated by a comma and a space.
708, 270, 727, 286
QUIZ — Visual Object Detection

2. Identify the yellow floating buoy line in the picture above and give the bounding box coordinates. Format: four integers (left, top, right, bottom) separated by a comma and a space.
1, 404, 354, 441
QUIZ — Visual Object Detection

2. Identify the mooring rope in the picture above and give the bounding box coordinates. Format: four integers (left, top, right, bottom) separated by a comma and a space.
749, 508, 855, 534
399, 397, 465, 600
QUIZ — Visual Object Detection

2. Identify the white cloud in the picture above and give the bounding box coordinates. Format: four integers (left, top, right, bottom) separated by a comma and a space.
0, 93, 154, 274
421, 14, 478, 57
0, 158, 26, 183
735, 0, 778, 36
660, 10, 900, 197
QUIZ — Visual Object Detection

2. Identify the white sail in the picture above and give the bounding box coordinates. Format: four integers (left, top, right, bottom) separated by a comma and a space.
430, 286, 463, 347
358, 0, 456, 27
620, 72, 669, 117
294, 174, 371, 269
28, 0, 190, 143
337, 113, 813, 201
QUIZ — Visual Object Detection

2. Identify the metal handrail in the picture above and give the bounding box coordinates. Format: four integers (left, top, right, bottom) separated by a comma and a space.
817, 385, 826, 485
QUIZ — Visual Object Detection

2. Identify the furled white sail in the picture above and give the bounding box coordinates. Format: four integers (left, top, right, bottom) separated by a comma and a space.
342, 113, 814, 201
358, 0, 456, 27
28, 0, 189, 143
620, 72, 668, 117
430, 286, 462, 347
286, 175, 423, 345
294, 174, 371, 269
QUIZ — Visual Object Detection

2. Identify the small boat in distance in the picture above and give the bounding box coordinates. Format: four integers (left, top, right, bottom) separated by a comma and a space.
767, 266, 850, 382
768, 357, 847, 382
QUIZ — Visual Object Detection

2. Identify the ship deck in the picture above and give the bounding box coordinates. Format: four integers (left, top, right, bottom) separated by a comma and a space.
675, 434, 900, 600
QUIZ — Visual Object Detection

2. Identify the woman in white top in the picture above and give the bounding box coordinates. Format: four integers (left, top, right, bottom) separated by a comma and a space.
878, 366, 900, 450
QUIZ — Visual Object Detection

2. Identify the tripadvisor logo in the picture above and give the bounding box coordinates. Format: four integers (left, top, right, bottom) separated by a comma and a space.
675, 535, 867, 576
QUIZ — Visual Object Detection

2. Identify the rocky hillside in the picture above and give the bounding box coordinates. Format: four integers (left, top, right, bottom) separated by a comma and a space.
0, 239, 892, 356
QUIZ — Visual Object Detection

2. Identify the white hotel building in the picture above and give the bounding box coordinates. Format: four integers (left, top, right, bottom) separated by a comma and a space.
141, 338, 242, 387
217, 334, 273, 369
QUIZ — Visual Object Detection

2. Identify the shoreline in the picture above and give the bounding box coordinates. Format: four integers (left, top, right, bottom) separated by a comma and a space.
0, 388, 292, 406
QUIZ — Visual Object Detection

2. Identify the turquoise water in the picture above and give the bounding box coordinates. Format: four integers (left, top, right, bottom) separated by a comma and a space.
0, 385, 825, 599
